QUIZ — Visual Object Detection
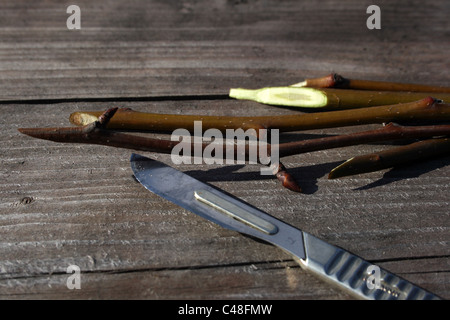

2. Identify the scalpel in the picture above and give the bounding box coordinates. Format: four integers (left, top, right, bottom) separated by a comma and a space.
130, 153, 441, 300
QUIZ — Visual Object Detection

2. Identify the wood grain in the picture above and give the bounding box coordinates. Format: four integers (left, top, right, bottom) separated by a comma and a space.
0, 0, 448, 300
0, 0, 448, 101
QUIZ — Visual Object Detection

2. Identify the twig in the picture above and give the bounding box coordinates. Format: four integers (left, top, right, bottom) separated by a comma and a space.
291, 73, 450, 93
20, 120, 450, 160
229, 86, 450, 109
278, 122, 450, 157
70, 98, 450, 133
19, 108, 302, 192
328, 137, 450, 179
19, 107, 450, 193
19, 110, 179, 154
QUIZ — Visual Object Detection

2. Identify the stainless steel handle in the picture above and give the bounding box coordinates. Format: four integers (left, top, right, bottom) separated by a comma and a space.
297, 232, 441, 300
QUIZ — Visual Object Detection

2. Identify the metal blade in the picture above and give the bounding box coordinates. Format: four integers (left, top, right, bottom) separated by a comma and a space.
129, 154, 442, 300
130, 153, 305, 259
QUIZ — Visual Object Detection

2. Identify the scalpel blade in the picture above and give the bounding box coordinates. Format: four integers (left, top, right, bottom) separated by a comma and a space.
130, 153, 441, 300
130, 153, 305, 260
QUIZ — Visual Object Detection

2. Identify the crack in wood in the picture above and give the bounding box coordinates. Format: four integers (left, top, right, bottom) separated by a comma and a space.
0, 94, 231, 105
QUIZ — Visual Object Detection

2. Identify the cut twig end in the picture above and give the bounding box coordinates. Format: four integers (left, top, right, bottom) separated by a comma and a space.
327, 155, 384, 180
292, 73, 339, 88
229, 86, 328, 108
290, 80, 307, 88
327, 137, 450, 179
70, 111, 98, 126
229, 88, 256, 100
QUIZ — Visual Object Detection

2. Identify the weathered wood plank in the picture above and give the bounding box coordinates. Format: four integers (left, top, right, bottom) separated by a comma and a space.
0, 0, 448, 300
1, 258, 445, 300
0, 0, 448, 100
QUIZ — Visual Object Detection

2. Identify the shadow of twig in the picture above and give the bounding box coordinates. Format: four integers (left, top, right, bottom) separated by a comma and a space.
355, 155, 450, 191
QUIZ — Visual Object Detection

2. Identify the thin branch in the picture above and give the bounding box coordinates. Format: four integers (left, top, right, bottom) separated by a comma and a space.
328, 137, 450, 179
19, 108, 302, 192
278, 122, 450, 157
20, 121, 450, 160
70, 97, 450, 133
229, 87, 450, 109
291, 73, 450, 93
19, 107, 450, 193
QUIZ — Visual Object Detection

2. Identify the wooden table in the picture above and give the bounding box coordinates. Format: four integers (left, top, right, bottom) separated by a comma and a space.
0, 0, 448, 300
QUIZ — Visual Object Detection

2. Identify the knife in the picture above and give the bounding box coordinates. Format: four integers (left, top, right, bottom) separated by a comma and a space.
130, 153, 441, 300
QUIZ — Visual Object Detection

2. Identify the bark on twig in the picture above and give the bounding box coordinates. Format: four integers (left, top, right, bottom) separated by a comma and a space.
278, 122, 450, 157
328, 137, 450, 179
18, 108, 300, 192
70, 97, 450, 133
19, 105, 450, 192
229, 87, 450, 109
292, 73, 450, 93
19, 121, 450, 161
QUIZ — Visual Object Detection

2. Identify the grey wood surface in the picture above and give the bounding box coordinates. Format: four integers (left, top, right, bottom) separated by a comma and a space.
0, 0, 448, 300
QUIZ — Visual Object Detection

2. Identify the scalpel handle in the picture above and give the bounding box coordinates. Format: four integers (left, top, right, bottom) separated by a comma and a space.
297, 232, 441, 300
